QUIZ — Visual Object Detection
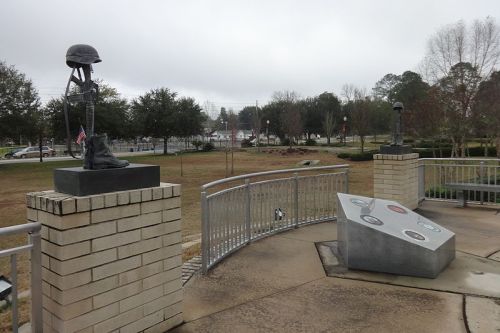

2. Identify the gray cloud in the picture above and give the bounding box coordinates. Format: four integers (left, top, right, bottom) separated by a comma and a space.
1, 0, 499, 110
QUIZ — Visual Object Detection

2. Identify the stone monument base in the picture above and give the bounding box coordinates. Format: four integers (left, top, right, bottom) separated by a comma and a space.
54, 164, 160, 196
380, 144, 412, 155
27, 183, 183, 333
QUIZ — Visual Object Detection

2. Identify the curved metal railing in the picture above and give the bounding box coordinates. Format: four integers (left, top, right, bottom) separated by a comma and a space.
418, 158, 500, 204
201, 164, 349, 273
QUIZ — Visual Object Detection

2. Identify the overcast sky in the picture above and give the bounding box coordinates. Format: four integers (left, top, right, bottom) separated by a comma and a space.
1, 0, 499, 114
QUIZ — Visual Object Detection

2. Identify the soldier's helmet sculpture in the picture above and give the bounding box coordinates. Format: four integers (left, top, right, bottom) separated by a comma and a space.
63, 44, 129, 169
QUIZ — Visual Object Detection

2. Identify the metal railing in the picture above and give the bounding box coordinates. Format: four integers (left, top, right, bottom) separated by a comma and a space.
418, 158, 500, 205
201, 165, 349, 273
0, 222, 42, 333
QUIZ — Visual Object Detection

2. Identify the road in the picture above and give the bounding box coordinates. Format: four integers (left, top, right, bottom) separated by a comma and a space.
0, 148, 178, 165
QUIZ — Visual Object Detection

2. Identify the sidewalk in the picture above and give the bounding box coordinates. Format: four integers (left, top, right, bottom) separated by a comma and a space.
174, 201, 500, 333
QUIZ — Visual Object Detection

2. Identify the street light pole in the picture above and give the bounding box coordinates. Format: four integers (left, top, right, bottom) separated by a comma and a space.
343, 116, 347, 146
266, 120, 270, 146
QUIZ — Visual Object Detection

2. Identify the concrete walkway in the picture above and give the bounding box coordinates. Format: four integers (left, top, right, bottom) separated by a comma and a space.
174, 201, 500, 333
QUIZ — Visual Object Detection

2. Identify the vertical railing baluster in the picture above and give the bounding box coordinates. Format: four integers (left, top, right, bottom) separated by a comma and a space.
245, 179, 251, 244
294, 173, 299, 227
201, 191, 209, 273
29, 230, 42, 333
11, 254, 18, 333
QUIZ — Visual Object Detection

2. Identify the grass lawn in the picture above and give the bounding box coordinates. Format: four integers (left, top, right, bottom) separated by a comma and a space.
0, 148, 373, 331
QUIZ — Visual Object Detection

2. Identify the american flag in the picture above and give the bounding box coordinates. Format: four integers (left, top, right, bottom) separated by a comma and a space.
76, 125, 86, 145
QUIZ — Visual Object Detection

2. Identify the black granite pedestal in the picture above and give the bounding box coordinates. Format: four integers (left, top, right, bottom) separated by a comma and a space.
380, 144, 412, 155
54, 164, 160, 196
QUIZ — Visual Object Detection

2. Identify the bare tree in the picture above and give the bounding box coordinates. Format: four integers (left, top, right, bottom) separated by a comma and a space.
272, 91, 302, 148
341, 84, 356, 103
422, 18, 500, 156
348, 87, 371, 153
252, 102, 262, 151
323, 111, 336, 145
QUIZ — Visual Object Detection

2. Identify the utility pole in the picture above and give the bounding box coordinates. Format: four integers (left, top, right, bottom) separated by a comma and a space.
256, 100, 260, 153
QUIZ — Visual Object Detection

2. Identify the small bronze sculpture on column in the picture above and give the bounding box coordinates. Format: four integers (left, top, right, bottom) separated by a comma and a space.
63, 44, 129, 169
380, 102, 412, 154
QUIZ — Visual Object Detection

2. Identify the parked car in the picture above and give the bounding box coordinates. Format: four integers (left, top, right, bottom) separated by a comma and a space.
13, 146, 56, 158
4, 148, 23, 159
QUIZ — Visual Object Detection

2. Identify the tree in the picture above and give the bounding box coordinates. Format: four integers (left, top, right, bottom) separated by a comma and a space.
422, 17, 500, 156
347, 87, 371, 153
215, 107, 229, 130
0, 61, 41, 144
438, 62, 482, 156
390, 71, 432, 138
45, 82, 132, 141
238, 106, 254, 130
323, 111, 336, 145
271, 91, 302, 147
131, 88, 177, 154
472, 70, 500, 157
368, 99, 392, 142
317, 92, 341, 144
175, 97, 206, 142
373, 73, 401, 102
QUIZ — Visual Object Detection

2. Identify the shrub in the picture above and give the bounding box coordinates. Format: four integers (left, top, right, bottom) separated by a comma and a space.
282, 138, 291, 146
191, 140, 203, 151
202, 142, 215, 152
350, 151, 377, 161
337, 153, 351, 159
467, 146, 497, 157
305, 139, 317, 146
240, 139, 253, 148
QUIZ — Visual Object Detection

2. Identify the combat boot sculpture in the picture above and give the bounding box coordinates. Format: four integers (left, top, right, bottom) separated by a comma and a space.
84, 135, 129, 170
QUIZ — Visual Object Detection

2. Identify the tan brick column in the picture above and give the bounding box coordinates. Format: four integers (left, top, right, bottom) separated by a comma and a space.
373, 153, 419, 210
26, 183, 183, 333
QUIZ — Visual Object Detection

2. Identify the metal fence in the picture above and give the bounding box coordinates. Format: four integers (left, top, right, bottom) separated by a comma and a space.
418, 158, 500, 205
201, 165, 349, 273
0, 222, 42, 333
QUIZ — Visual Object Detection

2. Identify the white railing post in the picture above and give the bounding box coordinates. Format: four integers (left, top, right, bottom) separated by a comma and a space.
201, 191, 209, 274
245, 179, 251, 244
344, 170, 349, 193
29, 230, 43, 333
294, 172, 299, 228
11, 254, 18, 333
418, 162, 425, 202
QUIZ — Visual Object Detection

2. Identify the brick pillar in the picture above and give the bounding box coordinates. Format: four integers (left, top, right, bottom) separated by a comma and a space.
26, 183, 183, 333
373, 153, 419, 210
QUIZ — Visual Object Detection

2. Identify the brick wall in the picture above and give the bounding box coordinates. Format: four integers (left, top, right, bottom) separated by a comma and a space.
27, 183, 183, 333
373, 153, 419, 210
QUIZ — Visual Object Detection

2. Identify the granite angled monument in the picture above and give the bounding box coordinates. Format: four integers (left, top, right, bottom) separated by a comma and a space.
337, 193, 455, 278
54, 44, 159, 196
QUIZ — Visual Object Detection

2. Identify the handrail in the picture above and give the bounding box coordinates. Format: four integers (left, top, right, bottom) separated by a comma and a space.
419, 158, 500, 162
0, 222, 41, 237
0, 222, 42, 333
201, 164, 350, 190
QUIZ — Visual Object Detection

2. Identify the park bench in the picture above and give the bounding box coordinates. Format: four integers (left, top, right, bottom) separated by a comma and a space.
445, 183, 500, 207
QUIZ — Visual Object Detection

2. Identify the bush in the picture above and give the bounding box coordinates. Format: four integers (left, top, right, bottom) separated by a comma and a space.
282, 138, 291, 146
240, 139, 253, 148
191, 140, 203, 151
337, 152, 351, 159
350, 151, 377, 161
413, 148, 452, 158
202, 142, 215, 152
305, 139, 317, 146
337, 150, 377, 161
467, 146, 497, 157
